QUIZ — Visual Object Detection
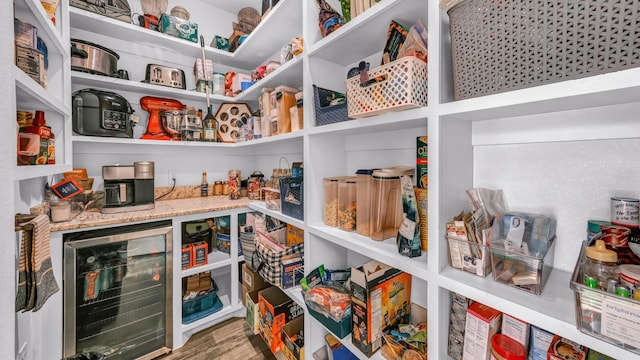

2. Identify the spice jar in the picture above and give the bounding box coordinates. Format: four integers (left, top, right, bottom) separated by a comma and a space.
213, 181, 223, 195
370, 167, 413, 241
338, 177, 357, 231
323, 177, 341, 227
356, 169, 374, 236
222, 181, 230, 195
583, 239, 618, 291
490, 334, 526, 360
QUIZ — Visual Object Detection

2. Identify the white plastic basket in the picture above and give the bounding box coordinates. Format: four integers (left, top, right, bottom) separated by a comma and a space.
346, 56, 428, 118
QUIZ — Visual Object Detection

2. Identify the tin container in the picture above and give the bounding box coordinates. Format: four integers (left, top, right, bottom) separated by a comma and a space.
611, 197, 639, 228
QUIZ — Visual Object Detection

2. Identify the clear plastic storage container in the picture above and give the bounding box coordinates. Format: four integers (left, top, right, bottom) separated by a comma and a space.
370, 166, 413, 241
356, 169, 374, 237
338, 177, 357, 232
323, 177, 341, 227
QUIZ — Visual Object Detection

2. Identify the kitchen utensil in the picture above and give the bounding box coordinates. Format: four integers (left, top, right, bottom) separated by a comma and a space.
71, 39, 121, 77
199, 35, 218, 142
140, 96, 185, 140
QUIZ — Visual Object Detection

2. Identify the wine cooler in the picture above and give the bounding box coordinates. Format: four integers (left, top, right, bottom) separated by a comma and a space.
63, 220, 173, 360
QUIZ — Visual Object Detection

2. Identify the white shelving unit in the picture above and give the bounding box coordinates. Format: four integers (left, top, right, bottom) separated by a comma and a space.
9, 0, 640, 359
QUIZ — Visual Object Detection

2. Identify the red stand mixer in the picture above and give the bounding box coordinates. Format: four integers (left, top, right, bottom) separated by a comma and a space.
140, 96, 185, 140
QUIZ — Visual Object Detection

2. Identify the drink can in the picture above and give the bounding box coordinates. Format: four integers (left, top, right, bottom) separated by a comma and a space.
616, 284, 631, 298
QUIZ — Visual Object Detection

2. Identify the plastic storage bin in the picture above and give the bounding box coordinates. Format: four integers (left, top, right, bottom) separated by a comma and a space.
313, 85, 349, 126
570, 241, 640, 355
263, 187, 281, 211
345, 56, 428, 118
447, 0, 640, 100
182, 280, 221, 324
280, 177, 303, 220
490, 236, 556, 295
446, 235, 491, 277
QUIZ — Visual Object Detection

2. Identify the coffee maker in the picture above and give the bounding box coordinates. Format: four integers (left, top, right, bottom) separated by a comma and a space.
102, 161, 155, 213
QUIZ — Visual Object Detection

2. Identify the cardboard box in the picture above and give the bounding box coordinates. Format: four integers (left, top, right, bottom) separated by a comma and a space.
193, 241, 208, 267
281, 255, 304, 289
501, 313, 529, 349
243, 262, 269, 292
448, 293, 473, 360
462, 302, 502, 360
529, 325, 554, 360
325, 333, 358, 360
242, 283, 249, 307
185, 272, 212, 293
350, 260, 412, 357
586, 349, 616, 360
159, 14, 198, 43
287, 223, 304, 246
246, 286, 270, 335
281, 316, 304, 360
258, 286, 304, 354
416, 136, 428, 189
547, 335, 588, 360
181, 243, 193, 270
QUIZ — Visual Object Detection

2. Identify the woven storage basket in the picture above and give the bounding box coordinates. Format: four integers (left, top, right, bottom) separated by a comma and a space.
314, 85, 350, 126
448, 0, 640, 100
346, 56, 428, 118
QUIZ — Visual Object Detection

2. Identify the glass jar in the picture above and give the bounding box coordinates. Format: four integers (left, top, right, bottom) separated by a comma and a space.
50, 200, 71, 222
356, 169, 374, 236
229, 170, 241, 200
370, 167, 413, 241
323, 177, 341, 227
213, 181, 223, 195
583, 239, 618, 291
222, 181, 230, 195
338, 177, 357, 231
212, 72, 225, 95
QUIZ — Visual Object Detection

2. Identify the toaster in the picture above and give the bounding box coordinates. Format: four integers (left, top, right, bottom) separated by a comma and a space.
144, 64, 186, 90
72, 89, 135, 138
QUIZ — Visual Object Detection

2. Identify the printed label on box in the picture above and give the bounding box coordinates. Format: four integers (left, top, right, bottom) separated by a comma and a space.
601, 297, 640, 349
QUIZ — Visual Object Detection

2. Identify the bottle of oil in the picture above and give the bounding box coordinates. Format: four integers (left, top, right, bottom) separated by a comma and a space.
202, 105, 218, 142
201, 172, 208, 197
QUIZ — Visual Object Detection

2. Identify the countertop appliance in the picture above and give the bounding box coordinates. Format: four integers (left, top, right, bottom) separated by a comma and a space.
73, 89, 136, 138
140, 96, 185, 140
71, 39, 125, 78
63, 220, 173, 360
102, 161, 155, 214
144, 64, 186, 90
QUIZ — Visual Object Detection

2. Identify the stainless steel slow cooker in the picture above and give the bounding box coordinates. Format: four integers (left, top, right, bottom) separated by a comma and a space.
71, 39, 120, 77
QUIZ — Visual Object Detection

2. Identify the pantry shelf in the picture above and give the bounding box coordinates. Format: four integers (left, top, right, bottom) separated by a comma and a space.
307, 224, 429, 282
307, 0, 425, 66
15, 163, 72, 181
247, 201, 305, 229
437, 267, 631, 359
306, 106, 428, 136
15, 0, 67, 56
180, 252, 233, 278
309, 315, 386, 360
70, 71, 230, 103
15, 67, 70, 115
234, 55, 303, 102
180, 295, 240, 333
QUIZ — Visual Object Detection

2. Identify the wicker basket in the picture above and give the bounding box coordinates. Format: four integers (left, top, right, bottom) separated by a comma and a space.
448, 0, 640, 100
346, 56, 428, 118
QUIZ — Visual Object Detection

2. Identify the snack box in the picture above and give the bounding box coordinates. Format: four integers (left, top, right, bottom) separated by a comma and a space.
351, 260, 412, 357
546, 335, 588, 360
281, 316, 304, 360
529, 325, 554, 360
462, 302, 502, 360
246, 286, 272, 335
259, 286, 304, 354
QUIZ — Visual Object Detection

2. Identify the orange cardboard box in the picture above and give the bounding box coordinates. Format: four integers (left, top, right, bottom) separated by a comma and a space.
258, 286, 304, 354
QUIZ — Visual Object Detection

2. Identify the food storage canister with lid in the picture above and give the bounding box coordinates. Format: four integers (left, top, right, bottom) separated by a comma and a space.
338, 177, 357, 232
583, 239, 618, 291
490, 334, 526, 360
323, 177, 342, 227
370, 166, 413, 241
356, 169, 375, 237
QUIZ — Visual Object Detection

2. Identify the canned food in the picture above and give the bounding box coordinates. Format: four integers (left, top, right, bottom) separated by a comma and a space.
212, 72, 225, 95
611, 197, 639, 228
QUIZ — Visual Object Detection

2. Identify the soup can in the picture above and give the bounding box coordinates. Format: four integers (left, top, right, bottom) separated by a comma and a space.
611, 197, 639, 228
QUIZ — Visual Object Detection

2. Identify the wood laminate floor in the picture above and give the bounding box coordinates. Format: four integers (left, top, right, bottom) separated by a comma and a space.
159, 317, 276, 360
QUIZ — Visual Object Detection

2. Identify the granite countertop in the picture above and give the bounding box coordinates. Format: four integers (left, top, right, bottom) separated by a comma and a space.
50, 196, 255, 232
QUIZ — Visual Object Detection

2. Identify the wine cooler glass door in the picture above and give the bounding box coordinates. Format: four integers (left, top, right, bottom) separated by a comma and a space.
63, 221, 173, 360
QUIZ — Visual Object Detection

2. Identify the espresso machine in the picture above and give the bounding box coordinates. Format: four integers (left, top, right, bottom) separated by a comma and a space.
102, 161, 155, 213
